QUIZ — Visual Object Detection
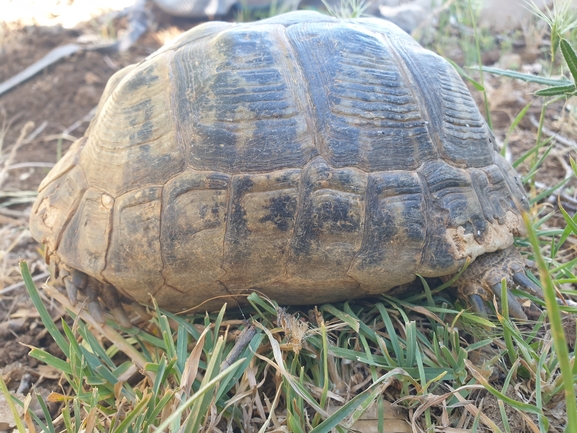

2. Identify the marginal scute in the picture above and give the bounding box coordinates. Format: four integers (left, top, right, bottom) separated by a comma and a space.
58, 189, 113, 280
418, 160, 488, 276
349, 170, 426, 291
160, 170, 230, 296
102, 186, 164, 301
470, 165, 521, 224
445, 211, 521, 261
30, 165, 88, 252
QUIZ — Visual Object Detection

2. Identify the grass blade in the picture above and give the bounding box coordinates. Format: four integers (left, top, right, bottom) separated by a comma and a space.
534, 84, 576, 96
309, 391, 371, 433
523, 213, 577, 431
152, 358, 246, 433
561, 38, 577, 84
479, 66, 572, 86
0, 375, 27, 433
111, 393, 152, 433
20, 261, 70, 354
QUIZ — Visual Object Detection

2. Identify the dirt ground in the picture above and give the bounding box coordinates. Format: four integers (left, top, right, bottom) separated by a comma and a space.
0, 1, 576, 430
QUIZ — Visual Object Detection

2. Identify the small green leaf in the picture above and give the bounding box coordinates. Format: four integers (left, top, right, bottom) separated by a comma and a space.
35, 394, 56, 433
523, 213, 577, 430
309, 392, 371, 433
561, 39, 577, 84
502, 101, 532, 154
28, 348, 73, 375
479, 66, 572, 86
0, 375, 27, 433
446, 58, 485, 91
374, 307, 402, 361
320, 304, 360, 332
559, 203, 577, 236
112, 393, 152, 433
467, 360, 543, 416
153, 357, 246, 432
535, 84, 576, 96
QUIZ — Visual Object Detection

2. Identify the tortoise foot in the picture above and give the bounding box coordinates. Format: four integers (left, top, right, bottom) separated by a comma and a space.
456, 246, 544, 319
60, 269, 133, 328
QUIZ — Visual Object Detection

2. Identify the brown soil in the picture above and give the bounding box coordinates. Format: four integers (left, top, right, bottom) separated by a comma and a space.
476, 387, 536, 433
0, 25, 163, 194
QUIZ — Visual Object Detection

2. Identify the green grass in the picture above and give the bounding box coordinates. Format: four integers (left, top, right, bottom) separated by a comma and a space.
12, 252, 577, 431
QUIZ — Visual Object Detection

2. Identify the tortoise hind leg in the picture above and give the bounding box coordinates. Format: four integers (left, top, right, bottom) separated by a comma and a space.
456, 246, 544, 319
61, 269, 133, 328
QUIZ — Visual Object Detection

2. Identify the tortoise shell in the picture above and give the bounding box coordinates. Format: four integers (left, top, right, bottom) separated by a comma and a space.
30, 11, 528, 311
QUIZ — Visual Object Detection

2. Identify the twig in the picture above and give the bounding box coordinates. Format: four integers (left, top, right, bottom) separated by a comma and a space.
0, 214, 24, 226
6, 162, 55, 171
220, 323, 257, 372
0, 45, 80, 97
25, 121, 47, 142
0, 272, 50, 295
63, 107, 97, 135
0, 0, 150, 97
0, 121, 34, 189
529, 114, 577, 151
0, 208, 29, 218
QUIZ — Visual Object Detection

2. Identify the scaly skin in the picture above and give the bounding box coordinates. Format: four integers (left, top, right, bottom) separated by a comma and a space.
456, 246, 543, 319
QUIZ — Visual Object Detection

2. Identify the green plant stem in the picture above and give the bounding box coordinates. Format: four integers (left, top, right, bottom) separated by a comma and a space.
530, 104, 547, 191
467, 0, 492, 129
523, 213, 577, 432
0, 376, 27, 433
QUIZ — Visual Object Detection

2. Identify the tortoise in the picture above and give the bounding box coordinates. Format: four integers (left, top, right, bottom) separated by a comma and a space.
30, 10, 542, 327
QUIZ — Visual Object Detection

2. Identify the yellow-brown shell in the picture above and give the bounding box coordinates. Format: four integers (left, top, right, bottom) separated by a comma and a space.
30, 11, 528, 310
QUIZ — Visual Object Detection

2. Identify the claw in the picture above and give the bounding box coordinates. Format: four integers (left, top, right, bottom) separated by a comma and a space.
85, 284, 105, 323
490, 283, 527, 320
111, 305, 132, 328
63, 270, 89, 306
72, 270, 88, 290
64, 277, 78, 306
55, 268, 137, 326
88, 300, 105, 323
468, 294, 489, 318
512, 272, 544, 299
